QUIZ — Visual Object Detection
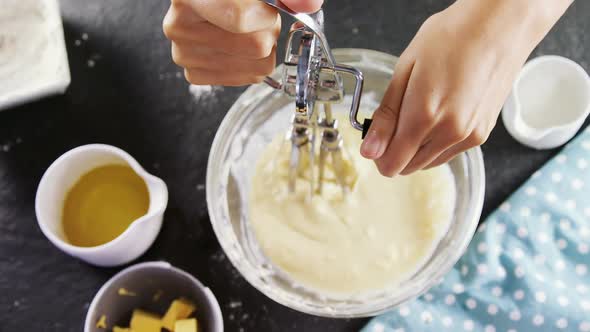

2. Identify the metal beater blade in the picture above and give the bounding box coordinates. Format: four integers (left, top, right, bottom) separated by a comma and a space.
317, 104, 356, 196
260, 0, 366, 197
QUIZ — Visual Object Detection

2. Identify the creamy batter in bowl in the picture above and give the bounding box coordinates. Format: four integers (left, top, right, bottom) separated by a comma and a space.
206, 49, 485, 317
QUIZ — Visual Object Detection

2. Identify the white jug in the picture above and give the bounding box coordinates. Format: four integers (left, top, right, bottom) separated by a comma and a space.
35, 144, 168, 266
502, 55, 590, 150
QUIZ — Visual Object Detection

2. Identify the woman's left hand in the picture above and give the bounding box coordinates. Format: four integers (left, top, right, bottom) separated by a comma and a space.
360, 0, 572, 177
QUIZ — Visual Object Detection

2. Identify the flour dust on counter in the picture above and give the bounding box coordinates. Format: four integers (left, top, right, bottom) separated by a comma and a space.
0, 0, 69, 110
188, 84, 224, 105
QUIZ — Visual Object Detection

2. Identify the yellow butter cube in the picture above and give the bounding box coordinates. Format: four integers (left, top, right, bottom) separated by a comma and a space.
175, 318, 198, 332
161, 298, 196, 331
129, 309, 161, 332
96, 315, 107, 329
112, 327, 132, 332
117, 288, 137, 297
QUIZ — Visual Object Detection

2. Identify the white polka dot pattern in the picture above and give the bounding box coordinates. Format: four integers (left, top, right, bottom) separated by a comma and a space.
363, 129, 590, 332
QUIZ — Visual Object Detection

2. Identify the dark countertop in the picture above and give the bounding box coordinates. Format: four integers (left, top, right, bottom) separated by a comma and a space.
1, 0, 588, 331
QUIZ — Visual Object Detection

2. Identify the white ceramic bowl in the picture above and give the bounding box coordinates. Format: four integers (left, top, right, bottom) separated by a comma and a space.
35, 144, 168, 267
206, 49, 485, 317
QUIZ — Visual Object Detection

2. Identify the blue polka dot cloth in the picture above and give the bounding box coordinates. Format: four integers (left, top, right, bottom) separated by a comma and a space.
363, 127, 590, 332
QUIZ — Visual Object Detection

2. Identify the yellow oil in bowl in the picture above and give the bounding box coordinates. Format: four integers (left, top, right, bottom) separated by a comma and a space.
62, 164, 149, 247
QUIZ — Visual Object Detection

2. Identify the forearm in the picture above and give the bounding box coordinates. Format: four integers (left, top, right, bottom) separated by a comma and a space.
448, 0, 573, 55
511, 0, 572, 50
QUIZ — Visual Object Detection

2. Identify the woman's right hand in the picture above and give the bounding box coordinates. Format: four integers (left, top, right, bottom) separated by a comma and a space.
163, 0, 323, 86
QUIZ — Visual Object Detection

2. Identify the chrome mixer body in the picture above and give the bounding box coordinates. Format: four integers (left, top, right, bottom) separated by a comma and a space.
261, 1, 369, 196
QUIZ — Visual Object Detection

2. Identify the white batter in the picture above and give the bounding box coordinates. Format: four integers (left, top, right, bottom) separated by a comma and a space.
249, 114, 457, 294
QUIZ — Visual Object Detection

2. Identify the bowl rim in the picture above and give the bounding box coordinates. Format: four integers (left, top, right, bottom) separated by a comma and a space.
206, 48, 486, 317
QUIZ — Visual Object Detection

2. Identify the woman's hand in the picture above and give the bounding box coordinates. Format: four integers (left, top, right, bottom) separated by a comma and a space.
360, 0, 572, 176
163, 0, 323, 86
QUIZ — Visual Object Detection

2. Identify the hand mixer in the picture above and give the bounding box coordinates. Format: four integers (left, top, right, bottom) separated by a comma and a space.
260, 0, 372, 196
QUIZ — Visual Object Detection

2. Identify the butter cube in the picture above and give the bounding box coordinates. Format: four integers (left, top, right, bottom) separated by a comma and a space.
129, 309, 161, 332
175, 318, 198, 332
96, 315, 107, 329
117, 288, 137, 297
161, 298, 196, 331
112, 327, 132, 332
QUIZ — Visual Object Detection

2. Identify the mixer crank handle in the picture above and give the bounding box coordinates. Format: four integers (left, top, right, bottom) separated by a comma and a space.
332, 64, 372, 139
361, 118, 372, 140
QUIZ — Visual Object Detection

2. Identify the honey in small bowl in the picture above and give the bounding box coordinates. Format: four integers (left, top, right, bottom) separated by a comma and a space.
62, 164, 149, 247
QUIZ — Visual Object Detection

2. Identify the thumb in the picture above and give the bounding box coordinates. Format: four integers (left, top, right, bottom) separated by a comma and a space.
360, 56, 414, 159
281, 0, 324, 13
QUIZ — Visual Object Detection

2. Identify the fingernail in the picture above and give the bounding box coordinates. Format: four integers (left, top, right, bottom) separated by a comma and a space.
360, 130, 382, 159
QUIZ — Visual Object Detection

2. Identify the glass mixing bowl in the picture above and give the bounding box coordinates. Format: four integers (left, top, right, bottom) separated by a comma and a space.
206, 48, 485, 318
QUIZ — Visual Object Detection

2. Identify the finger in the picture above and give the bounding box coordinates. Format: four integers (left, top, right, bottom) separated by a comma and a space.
175, 0, 278, 33
172, 43, 276, 75
399, 140, 446, 176
424, 126, 490, 169
360, 56, 415, 160
374, 61, 440, 177
165, 19, 280, 59
400, 114, 472, 175
163, 2, 205, 39
281, 0, 324, 13
185, 68, 265, 86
